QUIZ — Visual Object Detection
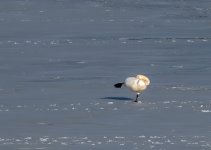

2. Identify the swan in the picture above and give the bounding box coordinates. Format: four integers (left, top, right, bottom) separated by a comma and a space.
114, 74, 150, 102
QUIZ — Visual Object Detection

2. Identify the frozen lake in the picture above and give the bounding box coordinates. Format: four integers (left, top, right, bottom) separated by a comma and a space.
0, 0, 211, 149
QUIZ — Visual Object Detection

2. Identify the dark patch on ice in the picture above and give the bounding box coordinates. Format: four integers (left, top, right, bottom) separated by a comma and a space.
101, 97, 133, 101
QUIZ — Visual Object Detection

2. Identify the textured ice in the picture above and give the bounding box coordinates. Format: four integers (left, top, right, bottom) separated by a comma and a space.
0, 135, 210, 149
107, 102, 114, 105
0, 0, 211, 150
201, 110, 211, 113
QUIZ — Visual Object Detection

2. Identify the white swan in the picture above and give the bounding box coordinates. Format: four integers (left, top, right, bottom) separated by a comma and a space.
114, 74, 150, 102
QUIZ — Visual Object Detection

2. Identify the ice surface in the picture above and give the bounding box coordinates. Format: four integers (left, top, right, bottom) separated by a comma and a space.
0, 0, 211, 150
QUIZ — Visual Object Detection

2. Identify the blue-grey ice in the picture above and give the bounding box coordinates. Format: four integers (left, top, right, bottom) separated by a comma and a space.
0, 0, 211, 150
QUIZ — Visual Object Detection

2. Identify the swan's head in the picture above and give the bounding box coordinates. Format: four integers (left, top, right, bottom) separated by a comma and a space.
136, 75, 150, 86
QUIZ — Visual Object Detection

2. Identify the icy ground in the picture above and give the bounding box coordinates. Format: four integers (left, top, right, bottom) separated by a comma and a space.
0, 0, 211, 149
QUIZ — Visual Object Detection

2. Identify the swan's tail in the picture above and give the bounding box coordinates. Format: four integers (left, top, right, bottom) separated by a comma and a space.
114, 83, 124, 88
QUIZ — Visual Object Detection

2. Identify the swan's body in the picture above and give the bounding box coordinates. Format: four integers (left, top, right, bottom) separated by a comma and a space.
114, 74, 150, 102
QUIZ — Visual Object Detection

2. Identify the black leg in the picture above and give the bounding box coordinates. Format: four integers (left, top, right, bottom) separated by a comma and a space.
134, 94, 139, 102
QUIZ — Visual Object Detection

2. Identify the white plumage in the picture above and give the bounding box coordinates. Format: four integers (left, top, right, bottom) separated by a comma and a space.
114, 74, 150, 102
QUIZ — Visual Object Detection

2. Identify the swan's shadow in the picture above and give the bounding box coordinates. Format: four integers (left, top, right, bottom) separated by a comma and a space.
101, 97, 133, 101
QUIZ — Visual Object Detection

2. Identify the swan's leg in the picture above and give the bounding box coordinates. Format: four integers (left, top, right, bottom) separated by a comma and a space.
134, 93, 140, 102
